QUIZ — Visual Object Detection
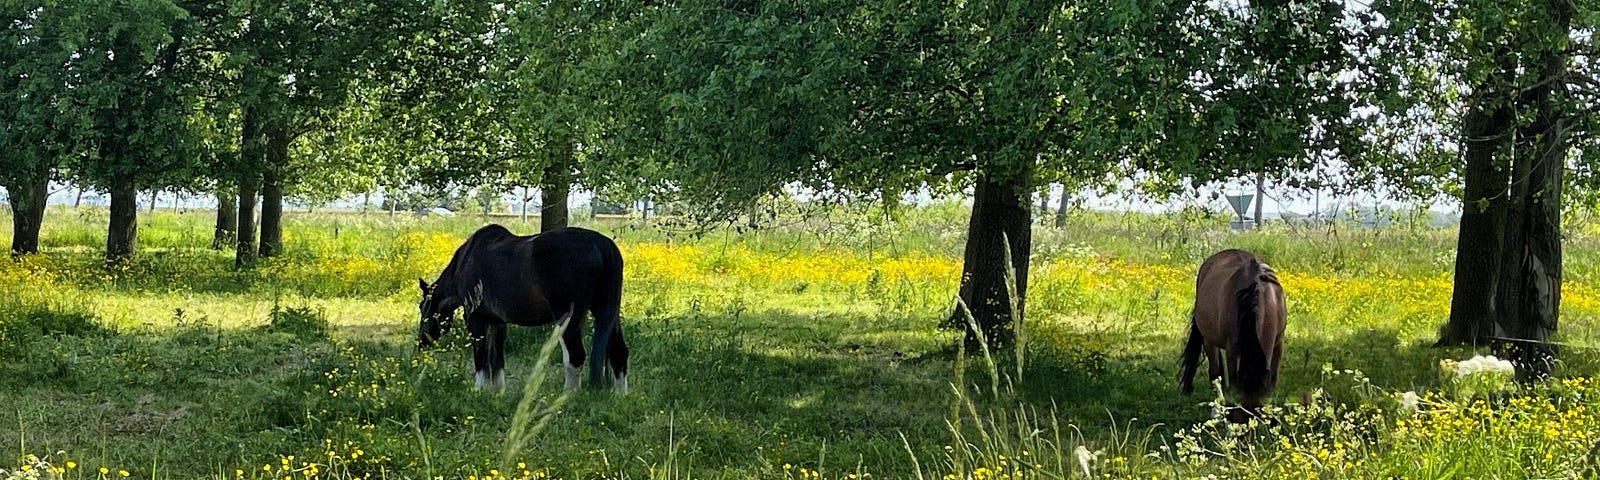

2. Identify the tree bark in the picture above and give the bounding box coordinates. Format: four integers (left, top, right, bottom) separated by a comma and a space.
950, 166, 1033, 348
213, 186, 237, 250
236, 177, 259, 267
235, 107, 263, 268
1054, 183, 1069, 229
1253, 172, 1265, 226
258, 119, 289, 258
540, 182, 570, 232
540, 148, 573, 232
6, 169, 49, 255
520, 186, 530, 224
259, 170, 284, 258
1437, 94, 1514, 346
1037, 186, 1049, 223
1493, 2, 1570, 377
106, 176, 139, 261
235, 175, 257, 268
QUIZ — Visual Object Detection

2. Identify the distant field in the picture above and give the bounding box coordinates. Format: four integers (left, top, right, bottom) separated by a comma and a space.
2, 205, 1598, 479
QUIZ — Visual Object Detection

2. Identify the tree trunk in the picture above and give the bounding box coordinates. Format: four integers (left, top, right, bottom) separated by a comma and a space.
259, 170, 284, 258
540, 183, 569, 232
73, 189, 82, 208
149, 190, 158, 213
236, 177, 259, 267
950, 166, 1033, 348
7, 169, 49, 255
1438, 87, 1516, 346
540, 149, 572, 232
1493, 5, 1570, 377
520, 186, 530, 224
1253, 172, 1265, 226
213, 186, 237, 250
106, 176, 139, 261
258, 120, 289, 259
235, 107, 263, 268
1054, 183, 1069, 229
1037, 186, 1050, 223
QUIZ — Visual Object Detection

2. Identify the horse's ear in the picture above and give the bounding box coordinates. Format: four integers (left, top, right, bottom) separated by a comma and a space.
418, 278, 430, 293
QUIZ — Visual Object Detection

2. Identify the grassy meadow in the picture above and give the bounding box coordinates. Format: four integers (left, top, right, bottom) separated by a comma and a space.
3, 203, 1600, 479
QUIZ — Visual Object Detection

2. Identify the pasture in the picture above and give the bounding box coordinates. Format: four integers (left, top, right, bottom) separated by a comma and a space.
3, 204, 1600, 479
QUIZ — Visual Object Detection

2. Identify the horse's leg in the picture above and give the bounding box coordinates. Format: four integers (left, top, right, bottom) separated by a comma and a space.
592, 302, 628, 394
559, 307, 586, 390
607, 324, 629, 394
1204, 346, 1225, 391
468, 315, 493, 389
488, 321, 508, 389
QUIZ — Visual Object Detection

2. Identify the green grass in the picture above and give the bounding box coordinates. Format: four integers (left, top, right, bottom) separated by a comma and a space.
1, 204, 1598, 479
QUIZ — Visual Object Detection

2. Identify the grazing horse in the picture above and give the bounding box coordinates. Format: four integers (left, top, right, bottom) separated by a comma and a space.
418, 224, 629, 393
1179, 249, 1284, 422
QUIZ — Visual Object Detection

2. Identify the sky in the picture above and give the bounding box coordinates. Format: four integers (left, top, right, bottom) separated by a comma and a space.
23, 176, 1461, 225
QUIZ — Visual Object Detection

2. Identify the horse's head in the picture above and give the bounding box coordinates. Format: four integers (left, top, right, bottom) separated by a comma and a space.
417, 278, 452, 349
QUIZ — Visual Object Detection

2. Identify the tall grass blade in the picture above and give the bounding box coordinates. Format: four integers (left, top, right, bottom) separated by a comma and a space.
954, 297, 1000, 398
1000, 231, 1024, 389
500, 307, 576, 472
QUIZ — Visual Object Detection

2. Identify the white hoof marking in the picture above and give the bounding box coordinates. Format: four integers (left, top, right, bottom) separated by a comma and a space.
565, 365, 581, 389
562, 342, 580, 389
613, 373, 628, 395
475, 370, 507, 390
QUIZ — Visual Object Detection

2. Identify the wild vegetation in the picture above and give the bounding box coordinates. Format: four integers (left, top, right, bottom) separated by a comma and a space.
5, 0, 1596, 357
3, 206, 1598, 479
5, 0, 1600, 477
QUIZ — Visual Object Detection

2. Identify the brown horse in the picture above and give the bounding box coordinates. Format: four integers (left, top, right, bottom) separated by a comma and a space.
1179, 249, 1285, 422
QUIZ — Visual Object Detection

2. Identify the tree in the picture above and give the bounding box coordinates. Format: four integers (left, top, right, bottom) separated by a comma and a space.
504, 0, 644, 232
0, 3, 76, 255
331, 0, 553, 231
620, 0, 1364, 347
56, 0, 217, 261
220, 0, 428, 265
1371, 0, 1598, 369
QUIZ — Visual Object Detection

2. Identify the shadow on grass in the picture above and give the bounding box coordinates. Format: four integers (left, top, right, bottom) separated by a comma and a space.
3, 301, 1590, 478
20, 248, 416, 298
1015, 325, 1500, 436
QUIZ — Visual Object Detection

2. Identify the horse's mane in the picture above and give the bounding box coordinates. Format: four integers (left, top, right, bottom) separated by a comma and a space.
1258, 262, 1280, 286
1232, 257, 1272, 397
436, 225, 518, 294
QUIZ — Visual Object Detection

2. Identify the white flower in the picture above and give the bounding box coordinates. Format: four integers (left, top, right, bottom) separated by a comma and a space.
1074, 445, 1097, 477
1399, 391, 1421, 412
1455, 355, 1516, 377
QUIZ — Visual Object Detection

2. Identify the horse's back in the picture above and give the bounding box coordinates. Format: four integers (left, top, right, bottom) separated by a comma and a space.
482, 226, 620, 324
1192, 249, 1263, 346
1196, 249, 1257, 282
529, 228, 614, 283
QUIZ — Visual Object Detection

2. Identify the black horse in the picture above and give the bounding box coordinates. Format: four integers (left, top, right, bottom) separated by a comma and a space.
418, 224, 628, 393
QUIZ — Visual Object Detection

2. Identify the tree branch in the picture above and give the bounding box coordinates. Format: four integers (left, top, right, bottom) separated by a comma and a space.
1569, 72, 1600, 93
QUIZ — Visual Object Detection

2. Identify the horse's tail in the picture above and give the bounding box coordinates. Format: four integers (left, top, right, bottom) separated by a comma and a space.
597, 234, 624, 311
1233, 257, 1270, 397
588, 234, 628, 387
1178, 313, 1204, 394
